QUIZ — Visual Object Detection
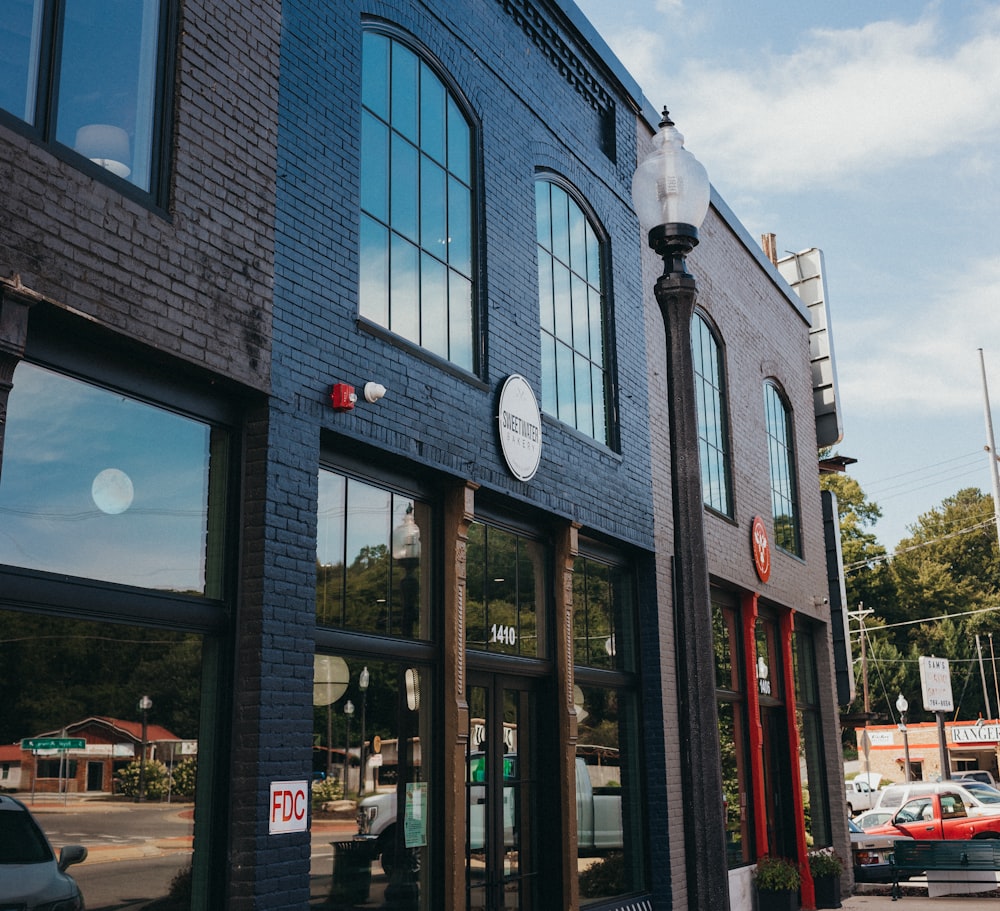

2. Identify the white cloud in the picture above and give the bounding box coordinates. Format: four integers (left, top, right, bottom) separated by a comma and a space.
835, 254, 1000, 416
600, 9, 1000, 193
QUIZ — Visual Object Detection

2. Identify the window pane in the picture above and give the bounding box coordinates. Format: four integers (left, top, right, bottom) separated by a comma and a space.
447, 177, 471, 275
419, 60, 445, 164
361, 112, 389, 221
540, 335, 557, 416
764, 383, 800, 554
575, 354, 593, 438
0, 362, 217, 593
693, 315, 731, 515
0, 0, 42, 122
446, 95, 470, 183
575, 685, 646, 900
465, 522, 546, 657
538, 251, 554, 334
362, 32, 389, 120
318, 655, 434, 905
390, 42, 418, 141
556, 341, 575, 427
390, 134, 419, 242
550, 185, 570, 266
390, 233, 419, 343
56, 0, 160, 190
0, 610, 205, 904
449, 272, 474, 371
317, 470, 430, 640
421, 253, 448, 359
420, 156, 447, 252
359, 215, 389, 325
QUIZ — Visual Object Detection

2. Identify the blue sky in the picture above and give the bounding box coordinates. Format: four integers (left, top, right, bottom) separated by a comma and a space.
574, 0, 1000, 551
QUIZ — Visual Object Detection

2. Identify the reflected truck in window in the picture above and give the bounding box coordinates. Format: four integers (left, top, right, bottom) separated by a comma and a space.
355, 753, 622, 870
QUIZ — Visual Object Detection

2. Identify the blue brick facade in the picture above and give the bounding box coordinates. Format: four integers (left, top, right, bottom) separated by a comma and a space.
0, 1, 849, 909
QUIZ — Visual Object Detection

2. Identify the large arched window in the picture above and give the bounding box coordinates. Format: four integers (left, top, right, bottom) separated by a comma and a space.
535, 178, 609, 444
359, 28, 476, 371
764, 381, 800, 555
693, 312, 731, 515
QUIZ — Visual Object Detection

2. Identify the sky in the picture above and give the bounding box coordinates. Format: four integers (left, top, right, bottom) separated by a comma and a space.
573, 0, 1000, 552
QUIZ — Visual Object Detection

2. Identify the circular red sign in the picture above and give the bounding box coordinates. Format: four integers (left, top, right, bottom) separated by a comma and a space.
751, 516, 771, 583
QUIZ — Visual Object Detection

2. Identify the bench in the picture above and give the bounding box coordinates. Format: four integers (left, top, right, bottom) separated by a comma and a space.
890, 839, 1000, 899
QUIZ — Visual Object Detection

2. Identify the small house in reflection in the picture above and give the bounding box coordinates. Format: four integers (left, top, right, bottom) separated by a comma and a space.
17, 716, 193, 794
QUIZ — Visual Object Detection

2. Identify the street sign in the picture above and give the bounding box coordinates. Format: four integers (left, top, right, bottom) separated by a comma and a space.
919, 656, 954, 712
21, 737, 86, 751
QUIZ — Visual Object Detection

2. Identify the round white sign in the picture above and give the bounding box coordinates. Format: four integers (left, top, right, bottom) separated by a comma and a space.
497, 374, 542, 482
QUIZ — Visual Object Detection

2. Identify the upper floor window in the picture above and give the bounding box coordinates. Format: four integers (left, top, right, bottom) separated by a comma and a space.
764, 381, 800, 555
692, 312, 731, 515
0, 0, 172, 197
359, 29, 476, 371
535, 179, 610, 444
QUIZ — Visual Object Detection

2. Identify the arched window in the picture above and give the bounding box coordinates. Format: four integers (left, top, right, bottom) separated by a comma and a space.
693, 312, 731, 515
359, 29, 476, 371
764, 381, 800, 555
535, 178, 609, 444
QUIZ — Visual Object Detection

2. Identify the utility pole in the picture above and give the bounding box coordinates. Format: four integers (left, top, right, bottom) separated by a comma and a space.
849, 603, 875, 777
979, 349, 1000, 554
977, 634, 993, 721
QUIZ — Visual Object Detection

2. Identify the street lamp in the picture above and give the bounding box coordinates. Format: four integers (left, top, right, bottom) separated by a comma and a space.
359, 665, 370, 796
896, 693, 911, 782
632, 109, 729, 911
343, 699, 355, 795
136, 695, 152, 803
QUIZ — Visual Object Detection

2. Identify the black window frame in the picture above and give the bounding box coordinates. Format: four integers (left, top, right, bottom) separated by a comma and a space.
692, 310, 733, 516
0, 0, 178, 209
763, 379, 801, 556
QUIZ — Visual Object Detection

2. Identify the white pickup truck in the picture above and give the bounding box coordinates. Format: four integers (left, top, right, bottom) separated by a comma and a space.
846, 778, 878, 814
355, 755, 621, 872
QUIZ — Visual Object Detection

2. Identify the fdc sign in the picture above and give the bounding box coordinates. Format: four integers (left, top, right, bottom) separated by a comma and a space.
269, 780, 309, 834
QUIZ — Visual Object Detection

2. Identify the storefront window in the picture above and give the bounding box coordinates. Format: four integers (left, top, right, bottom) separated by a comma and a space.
316, 470, 431, 639
0, 361, 224, 595
713, 598, 753, 866
313, 655, 433, 909
465, 522, 546, 657
794, 624, 831, 848
0, 610, 206, 909
573, 550, 645, 903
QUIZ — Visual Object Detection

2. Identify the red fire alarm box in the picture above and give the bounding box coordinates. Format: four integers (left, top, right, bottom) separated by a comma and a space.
330, 383, 357, 411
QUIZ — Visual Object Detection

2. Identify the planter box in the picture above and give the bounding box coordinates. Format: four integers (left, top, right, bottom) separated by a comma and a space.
813, 875, 841, 909
756, 888, 799, 911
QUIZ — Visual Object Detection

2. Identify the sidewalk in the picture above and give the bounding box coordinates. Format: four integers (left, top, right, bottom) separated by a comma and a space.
843, 887, 1000, 911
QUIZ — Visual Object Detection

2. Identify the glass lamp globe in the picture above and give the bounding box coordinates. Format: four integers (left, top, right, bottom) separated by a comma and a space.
631, 109, 710, 237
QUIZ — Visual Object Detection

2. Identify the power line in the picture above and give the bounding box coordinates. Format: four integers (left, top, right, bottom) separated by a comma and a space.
844, 517, 996, 573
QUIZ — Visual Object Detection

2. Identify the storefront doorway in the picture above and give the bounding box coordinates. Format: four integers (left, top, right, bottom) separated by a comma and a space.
466, 673, 539, 911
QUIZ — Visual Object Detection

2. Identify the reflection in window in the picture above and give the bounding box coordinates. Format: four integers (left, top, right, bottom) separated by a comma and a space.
794, 625, 831, 849
0, 610, 203, 907
692, 313, 731, 514
316, 470, 430, 639
764, 381, 800, 555
0, 362, 223, 594
359, 29, 475, 370
0, 0, 168, 193
317, 655, 432, 908
713, 598, 752, 867
536, 179, 609, 443
573, 556, 637, 672
465, 522, 545, 657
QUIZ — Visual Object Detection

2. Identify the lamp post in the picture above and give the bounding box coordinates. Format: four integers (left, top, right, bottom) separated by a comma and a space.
343, 699, 355, 795
632, 109, 729, 911
359, 666, 370, 796
136, 695, 152, 803
385, 504, 421, 910
896, 693, 911, 782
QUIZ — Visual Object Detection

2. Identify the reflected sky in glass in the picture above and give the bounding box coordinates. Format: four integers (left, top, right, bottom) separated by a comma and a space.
0, 363, 211, 592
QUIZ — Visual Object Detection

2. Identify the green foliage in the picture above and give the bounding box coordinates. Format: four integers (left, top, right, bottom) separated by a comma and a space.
311, 776, 344, 807
753, 855, 801, 892
808, 849, 844, 877
116, 758, 170, 799
171, 757, 197, 798
578, 852, 625, 898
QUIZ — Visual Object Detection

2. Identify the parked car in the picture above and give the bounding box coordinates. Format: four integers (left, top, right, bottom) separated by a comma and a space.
873, 780, 1000, 813
849, 818, 912, 883
953, 769, 998, 788
852, 809, 894, 830
865, 788, 1000, 840
953, 779, 1000, 803
0, 794, 87, 910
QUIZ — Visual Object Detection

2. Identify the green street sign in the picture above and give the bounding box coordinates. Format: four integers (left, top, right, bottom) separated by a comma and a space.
20, 737, 86, 751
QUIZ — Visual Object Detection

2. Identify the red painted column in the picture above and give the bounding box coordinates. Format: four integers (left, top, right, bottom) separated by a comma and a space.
741, 592, 769, 857
780, 609, 815, 910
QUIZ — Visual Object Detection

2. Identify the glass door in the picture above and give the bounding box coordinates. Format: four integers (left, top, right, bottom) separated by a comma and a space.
466, 674, 537, 911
